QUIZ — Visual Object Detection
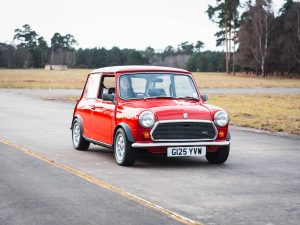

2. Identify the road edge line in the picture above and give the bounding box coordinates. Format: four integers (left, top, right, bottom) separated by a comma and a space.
0, 137, 204, 225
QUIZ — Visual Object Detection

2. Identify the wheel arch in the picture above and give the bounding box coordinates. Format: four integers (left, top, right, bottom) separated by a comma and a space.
113, 122, 135, 144
226, 130, 231, 141
72, 115, 84, 136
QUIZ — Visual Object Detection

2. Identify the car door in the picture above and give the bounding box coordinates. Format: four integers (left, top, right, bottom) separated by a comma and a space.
91, 75, 116, 145
79, 73, 101, 139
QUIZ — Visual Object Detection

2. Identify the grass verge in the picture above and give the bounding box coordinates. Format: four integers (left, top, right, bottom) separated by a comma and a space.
209, 93, 300, 135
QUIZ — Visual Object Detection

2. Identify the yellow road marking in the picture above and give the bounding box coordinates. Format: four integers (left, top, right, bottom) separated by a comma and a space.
0, 137, 204, 225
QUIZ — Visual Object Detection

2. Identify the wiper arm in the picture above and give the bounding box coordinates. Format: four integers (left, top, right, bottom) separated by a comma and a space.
144, 96, 175, 99
176, 96, 199, 100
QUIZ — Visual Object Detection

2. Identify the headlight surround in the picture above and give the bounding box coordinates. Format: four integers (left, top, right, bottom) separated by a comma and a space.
214, 111, 229, 127
139, 111, 155, 128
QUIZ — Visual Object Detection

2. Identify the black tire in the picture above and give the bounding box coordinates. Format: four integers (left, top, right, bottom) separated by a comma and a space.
114, 128, 136, 166
206, 145, 230, 164
72, 118, 90, 151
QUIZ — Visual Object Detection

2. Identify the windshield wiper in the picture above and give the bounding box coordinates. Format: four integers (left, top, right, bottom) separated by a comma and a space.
176, 96, 199, 100
144, 96, 175, 99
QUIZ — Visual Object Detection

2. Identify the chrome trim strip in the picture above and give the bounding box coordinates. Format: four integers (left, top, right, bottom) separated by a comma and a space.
132, 141, 230, 148
83, 136, 112, 148
150, 120, 218, 142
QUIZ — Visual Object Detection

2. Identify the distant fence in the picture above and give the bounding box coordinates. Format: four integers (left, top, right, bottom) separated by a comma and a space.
45, 65, 68, 70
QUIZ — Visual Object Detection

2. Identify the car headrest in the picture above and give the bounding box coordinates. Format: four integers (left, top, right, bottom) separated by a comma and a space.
108, 87, 115, 94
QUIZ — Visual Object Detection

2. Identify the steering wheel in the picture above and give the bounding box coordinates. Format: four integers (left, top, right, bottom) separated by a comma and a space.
135, 92, 146, 98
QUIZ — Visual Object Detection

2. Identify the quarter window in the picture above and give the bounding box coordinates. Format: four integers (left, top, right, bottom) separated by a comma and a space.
84, 74, 101, 99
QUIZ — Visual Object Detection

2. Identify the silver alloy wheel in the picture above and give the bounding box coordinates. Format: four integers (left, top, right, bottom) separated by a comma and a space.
73, 122, 80, 147
115, 133, 125, 163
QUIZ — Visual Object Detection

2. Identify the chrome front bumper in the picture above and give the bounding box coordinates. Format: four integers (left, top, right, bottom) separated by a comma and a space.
131, 141, 230, 148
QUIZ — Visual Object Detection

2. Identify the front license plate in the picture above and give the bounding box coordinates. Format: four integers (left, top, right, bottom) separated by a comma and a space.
167, 146, 206, 157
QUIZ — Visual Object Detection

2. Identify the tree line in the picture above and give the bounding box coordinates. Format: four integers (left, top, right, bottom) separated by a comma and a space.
0, 29, 223, 71
0, 24, 77, 68
208, 0, 300, 76
0, 0, 299, 76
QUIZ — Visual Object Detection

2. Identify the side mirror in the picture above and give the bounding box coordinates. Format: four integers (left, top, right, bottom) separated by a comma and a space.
103, 93, 115, 102
201, 94, 208, 102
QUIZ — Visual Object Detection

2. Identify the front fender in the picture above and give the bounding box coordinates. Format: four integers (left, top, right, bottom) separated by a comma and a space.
226, 130, 231, 141
115, 122, 135, 143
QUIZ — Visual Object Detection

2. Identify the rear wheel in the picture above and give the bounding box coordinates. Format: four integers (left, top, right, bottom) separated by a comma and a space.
206, 145, 230, 164
72, 118, 90, 150
114, 128, 136, 166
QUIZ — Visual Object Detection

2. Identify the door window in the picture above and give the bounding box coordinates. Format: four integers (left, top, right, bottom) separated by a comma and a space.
98, 76, 116, 99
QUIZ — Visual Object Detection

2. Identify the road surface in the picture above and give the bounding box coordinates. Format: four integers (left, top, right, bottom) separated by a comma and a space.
0, 89, 299, 225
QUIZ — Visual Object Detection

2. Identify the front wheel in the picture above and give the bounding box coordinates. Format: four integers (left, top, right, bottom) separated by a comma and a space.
206, 145, 230, 164
72, 118, 90, 150
114, 128, 136, 166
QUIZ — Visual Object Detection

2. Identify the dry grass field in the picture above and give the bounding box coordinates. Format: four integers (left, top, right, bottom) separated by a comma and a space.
0, 69, 89, 89
1, 69, 300, 89
209, 94, 300, 135
0, 69, 299, 135
194, 72, 300, 88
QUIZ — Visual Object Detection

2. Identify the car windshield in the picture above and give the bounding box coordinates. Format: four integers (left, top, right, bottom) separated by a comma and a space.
119, 73, 199, 100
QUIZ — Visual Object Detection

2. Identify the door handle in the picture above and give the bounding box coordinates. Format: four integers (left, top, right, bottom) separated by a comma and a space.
90, 105, 95, 110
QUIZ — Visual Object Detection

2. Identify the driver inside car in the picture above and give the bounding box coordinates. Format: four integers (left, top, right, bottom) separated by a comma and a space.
119, 76, 136, 99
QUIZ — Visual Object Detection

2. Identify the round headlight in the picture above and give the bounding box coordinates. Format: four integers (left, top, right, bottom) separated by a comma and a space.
139, 111, 155, 128
214, 111, 229, 127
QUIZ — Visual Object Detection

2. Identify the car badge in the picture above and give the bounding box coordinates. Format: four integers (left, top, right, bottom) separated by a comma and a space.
183, 113, 188, 119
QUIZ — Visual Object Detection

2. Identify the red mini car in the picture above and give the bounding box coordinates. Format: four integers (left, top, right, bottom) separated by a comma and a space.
71, 66, 230, 166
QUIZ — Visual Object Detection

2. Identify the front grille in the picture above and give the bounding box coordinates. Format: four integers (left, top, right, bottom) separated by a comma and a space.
151, 121, 217, 141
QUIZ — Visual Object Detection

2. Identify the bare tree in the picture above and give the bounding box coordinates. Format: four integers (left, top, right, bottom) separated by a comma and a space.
276, 0, 300, 70
288, 1, 300, 64
238, 0, 274, 76
50, 32, 77, 67
207, 0, 240, 74
298, 0, 300, 42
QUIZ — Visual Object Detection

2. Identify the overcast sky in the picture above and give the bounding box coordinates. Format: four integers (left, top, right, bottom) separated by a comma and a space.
1, 0, 285, 51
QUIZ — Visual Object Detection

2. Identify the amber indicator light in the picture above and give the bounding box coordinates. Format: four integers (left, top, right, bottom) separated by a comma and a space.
218, 131, 225, 138
143, 132, 150, 139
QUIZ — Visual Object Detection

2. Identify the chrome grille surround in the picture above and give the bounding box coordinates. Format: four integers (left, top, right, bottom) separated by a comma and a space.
150, 120, 218, 142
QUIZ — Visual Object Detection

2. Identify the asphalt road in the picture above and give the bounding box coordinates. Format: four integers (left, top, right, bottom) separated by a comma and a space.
0, 89, 300, 225
0, 143, 181, 225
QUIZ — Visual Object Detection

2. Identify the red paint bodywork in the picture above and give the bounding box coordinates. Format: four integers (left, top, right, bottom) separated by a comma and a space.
73, 66, 229, 153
